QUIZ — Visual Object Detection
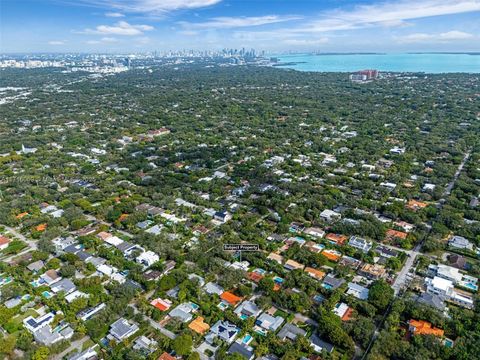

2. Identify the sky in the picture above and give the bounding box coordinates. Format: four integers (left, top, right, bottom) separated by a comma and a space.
1, 0, 480, 53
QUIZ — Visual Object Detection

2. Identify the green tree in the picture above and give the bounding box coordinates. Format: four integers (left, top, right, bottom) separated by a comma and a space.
368, 280, 394, 311
172, 334, 193, 356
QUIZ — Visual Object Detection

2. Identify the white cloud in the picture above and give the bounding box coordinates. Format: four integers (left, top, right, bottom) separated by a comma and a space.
297, 0, 480, 33
398, 30, 475, 43
438, 30, 475, 40
283, 38, 329, 46
179, 15, 301, 30
100, 37, 119, 42
77, 0, 221, 14
178, 30, 200, 36
81, 21, 154, 36
48, 40, 65, 45
105, 12, 124, 17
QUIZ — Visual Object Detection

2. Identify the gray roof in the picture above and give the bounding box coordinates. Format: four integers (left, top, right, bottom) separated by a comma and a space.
277, 323, 306, 341
109, 318, 139, 341
64, 244, 82, 254
309, 334, 334, 353
27, 260, 44, 272
413, 293, 446, 311
4, 297, 22, 309
76, 251, 92, 261
169, 303, 196, 322
51, 278, 76, 294
204, 282, 224, 295
255, 313, 284, 331
116, 241, 136, 253
234, 301, 261, 317
68, 348, 98, 360
323, 275, 345, 289
33, 326, 62, 345
85, 256, 106, 267
228, 342, 254, 359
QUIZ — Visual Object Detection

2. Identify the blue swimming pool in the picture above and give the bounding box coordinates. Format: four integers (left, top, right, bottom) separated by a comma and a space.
242, 334, 252, 344
463, 282, 477, 291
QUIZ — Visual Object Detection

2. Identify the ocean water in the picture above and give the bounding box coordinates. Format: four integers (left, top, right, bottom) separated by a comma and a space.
274, 53, 480, 73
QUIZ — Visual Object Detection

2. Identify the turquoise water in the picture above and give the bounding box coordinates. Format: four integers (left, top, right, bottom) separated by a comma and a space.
242, 334, 252, 344
274, 53, 480, 73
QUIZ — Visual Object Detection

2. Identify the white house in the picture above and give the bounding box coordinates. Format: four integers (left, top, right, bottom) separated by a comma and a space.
320, 209, 341, 222
136, 251, 159, 267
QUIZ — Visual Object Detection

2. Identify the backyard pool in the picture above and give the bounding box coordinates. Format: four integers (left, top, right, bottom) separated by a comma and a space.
242, 334, 253, 345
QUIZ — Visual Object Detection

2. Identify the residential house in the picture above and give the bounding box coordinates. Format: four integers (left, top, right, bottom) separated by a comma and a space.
108, 318, 139, 342
23, 312, 55, 333
325, 233, 348, 245
304, 267, 326, 281
448, 254, 467, 270
304, 227, 325, 238
255, 313, 284, 332
448, 235, 474, 251
133, 336, 158, 354
309, 334, 334, 354
228, 342, 255, 360
220, 291, 243, 307
348, 236, 372, 253
234, 301, 261, 319
412, 293, 446, 311
136, 250, 159, 267
277, 323, 306, 341
408, 320, 444, 337
284, 259, 305, 271
321, 249, 342, 262
33, 324, 73, 346
53, 236, 77, 252
68, 348, 98, 360
375, 245, 399, 259
359, 264, 387, 280
40, 269, 61, 285
394, 221, 415, 232
0, 235, 11, 250
347, 282, 369, 300
333, 303, 353, 321
320, 209, 341, 222
188, 316, 210, 334
425, 276, 474, 309
169, 302, 198, 323
207, 320, 240, 344
385, 229, 408, 243
150, 298, 172, 312
77, 303, 106, 322
50, 278, 76, 295
214, 211, 232, 223
406, 200, 428, 211
267, 252, 284, 264
27, 260, 44, 273
322, 275, 345, 290
339, 256, 362, 269
204, 282, 224, 296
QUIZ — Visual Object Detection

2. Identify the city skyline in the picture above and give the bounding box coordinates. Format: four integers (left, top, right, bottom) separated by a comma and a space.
1, 0, 480, 53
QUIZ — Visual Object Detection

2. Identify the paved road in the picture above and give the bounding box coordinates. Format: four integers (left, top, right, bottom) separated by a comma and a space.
51, 336, 91, 360
443, 150, 471, 197
391, 149, 471, 295
1, 225, 38, 263
130, 304, 176, 340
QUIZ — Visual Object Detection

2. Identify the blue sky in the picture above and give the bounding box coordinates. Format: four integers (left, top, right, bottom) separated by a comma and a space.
1, 0, 480, 53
